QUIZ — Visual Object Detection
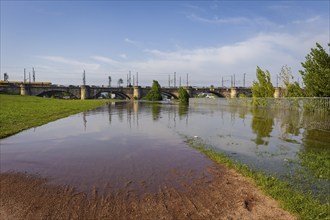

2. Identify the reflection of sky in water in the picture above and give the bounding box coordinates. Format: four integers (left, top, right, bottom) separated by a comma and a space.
1, 100, 329, 196
1, 102, 214, 194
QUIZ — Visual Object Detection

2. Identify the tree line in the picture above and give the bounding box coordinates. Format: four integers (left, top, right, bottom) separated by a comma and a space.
252, 42, 330, 98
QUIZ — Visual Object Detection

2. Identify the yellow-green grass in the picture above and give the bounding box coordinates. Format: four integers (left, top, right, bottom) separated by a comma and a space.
0, 95, 111, 138
186, 138, 330, 220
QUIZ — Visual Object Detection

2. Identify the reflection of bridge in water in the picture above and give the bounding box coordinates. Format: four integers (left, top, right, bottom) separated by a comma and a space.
82, 102, 192, 130
0, 83, 254, 99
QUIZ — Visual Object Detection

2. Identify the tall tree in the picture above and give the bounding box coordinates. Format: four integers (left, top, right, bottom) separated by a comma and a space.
178, 87, 189, 104
143, 80, 162, 101
279, 65, 304, 97
300, 43, 330, 97
286, 82, 304, 97
252, 66, 274, 97
279, 65, 293, 88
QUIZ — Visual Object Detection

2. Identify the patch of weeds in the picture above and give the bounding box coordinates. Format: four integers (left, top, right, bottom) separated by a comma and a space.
297, 149, 330, 181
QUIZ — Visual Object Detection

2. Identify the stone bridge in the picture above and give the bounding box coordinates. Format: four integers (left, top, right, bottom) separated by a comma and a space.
0, 83, 256, 100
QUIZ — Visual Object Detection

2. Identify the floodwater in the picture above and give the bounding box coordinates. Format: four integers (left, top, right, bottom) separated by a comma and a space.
1, 99, 329, 200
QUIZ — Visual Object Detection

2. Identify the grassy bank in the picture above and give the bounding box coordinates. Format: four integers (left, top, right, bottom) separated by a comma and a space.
0, 95, 111, 138
186, 137, 329, 220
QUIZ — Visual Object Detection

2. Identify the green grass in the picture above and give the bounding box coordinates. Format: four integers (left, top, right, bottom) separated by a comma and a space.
0, 95, 112, 138
298, 149, 330, 181
185, 137, 330, 220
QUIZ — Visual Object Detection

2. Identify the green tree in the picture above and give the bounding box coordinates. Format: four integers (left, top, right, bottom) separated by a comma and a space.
300, 43, 330, 97
178, 87, 189, 104
286, 82, 304, 97
117, 78, 123, 87
252, 66, 274, 97
279, 65, 304, 97
143, 80, 162, 101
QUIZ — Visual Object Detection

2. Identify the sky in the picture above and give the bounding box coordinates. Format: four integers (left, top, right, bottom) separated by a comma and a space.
1, 0, 329, 87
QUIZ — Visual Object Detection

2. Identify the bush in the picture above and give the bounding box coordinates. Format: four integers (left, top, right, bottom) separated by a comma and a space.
143, 80, 162, 101
178, 87, 189, 104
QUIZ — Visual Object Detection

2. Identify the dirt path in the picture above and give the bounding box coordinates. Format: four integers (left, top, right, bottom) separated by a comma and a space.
0, 163, 296, 220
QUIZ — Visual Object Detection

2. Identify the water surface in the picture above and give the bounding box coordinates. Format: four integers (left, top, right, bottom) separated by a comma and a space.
1, 100, 329, 200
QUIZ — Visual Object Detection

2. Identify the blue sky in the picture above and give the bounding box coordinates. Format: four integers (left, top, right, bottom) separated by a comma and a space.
1, 1, 329, 87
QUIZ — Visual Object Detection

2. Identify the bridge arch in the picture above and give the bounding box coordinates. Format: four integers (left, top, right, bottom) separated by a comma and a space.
161, 91, 178, 99
208, 91, 225, 98
93, 90, 131, 100
37, 90, 78, 99
236, 90, 252, 97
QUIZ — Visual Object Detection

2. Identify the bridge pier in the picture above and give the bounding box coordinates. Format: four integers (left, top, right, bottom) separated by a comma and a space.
230, 87, 237, 98
20, 84, 28, 96
133, 86, 141, 99
80, 85, 90, 100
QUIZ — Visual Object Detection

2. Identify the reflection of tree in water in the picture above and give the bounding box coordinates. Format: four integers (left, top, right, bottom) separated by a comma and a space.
151, 104, 161, 121
251, 109, 274, 145
117, 103, 124, 122
107, 103, 112, 124
238, 106, 249, 120
274, 107, 330, 181
178, 104, 188, 119
227, 101, 249, 122
83, 111, 87, 130
278, 109, 330, 141
277, 109, 302, 140
298, 128, 330, 182
126, 102, 134, 128
302, 129, 330, 151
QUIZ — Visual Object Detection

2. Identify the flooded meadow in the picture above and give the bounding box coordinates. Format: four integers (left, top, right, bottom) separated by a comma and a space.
0, 98, 329, 219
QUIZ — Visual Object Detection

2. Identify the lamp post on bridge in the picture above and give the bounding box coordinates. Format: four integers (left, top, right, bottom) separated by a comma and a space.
83, 70, 86, 86
174, 72, 176, 88
243, 73, 246, 88
136, 72, 138, 86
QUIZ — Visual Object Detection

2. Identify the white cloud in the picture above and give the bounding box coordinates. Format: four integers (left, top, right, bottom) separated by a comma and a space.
182, 3, 205, 12
187, 13, 250, 25
124, 38, 140, 47
267, 5, 291, 10
91, 56, 120, 65
186, 13, 281, 30
34, 16, 328, 87
90, 56, 129, 72
292, 16, 321, 24
127, 31, 328, 86
39, 56, 100, 71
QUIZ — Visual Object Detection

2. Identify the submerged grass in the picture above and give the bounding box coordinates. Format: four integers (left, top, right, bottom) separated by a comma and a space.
0, 94, 112, 138
298, 148, 330, 181
186, 137, 330, 220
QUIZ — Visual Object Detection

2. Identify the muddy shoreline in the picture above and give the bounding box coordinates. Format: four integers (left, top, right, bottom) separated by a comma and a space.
0, 164, 296, 220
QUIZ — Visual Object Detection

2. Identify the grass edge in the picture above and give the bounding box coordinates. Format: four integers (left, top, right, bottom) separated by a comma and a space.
185, 138, 329, 220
